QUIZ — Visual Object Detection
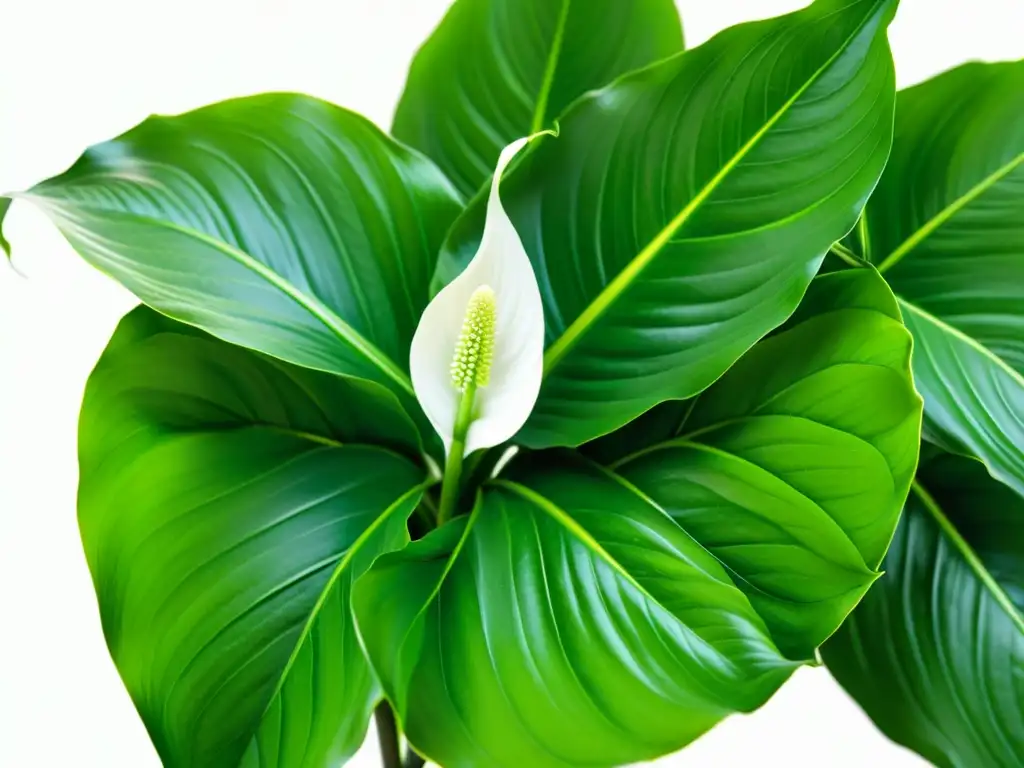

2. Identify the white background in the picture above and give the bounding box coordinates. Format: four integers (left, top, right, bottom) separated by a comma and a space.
0, 1, 1020, 766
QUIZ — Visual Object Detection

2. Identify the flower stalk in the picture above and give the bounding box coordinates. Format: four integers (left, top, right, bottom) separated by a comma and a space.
409, 135, 547, 525
437, 285, 497, 524
436, 379, 475, 525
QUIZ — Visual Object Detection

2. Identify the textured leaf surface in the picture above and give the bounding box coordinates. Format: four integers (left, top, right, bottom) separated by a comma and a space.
865, 60, 1024, 495
392, 0, 683, 197
355, 454, 797, 768
607, 269, 921, 656
79, 308, 427, 767
439, 0, 898, 448
1, 94, 463, 410
823, 451, 1024, 768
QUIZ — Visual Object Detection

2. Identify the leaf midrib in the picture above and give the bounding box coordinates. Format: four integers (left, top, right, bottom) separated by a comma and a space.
594, 462, 866, 613
876, 150, 1024, 274
612, 435, 879, 573
911, 480, 1024, 636
874, 146, 1024, 390
530, 0, 572, 134
496, 475, 794, 625
242, 481, 429, 766
541, 1, 887, 376
495, 479, 656, 596
29, 195, 415, 396
388, 497, 483, 689
898, 298, 1024, 391
496, 475, 800, 663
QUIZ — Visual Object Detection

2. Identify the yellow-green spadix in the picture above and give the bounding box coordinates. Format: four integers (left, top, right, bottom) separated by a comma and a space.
410, 137, 545, 457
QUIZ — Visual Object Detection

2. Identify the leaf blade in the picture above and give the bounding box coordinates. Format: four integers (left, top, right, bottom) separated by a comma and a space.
611, 269, 921, 656
392, 0, 684, 196
823, 452, 1024, 768
898, 299, 1024, 495
18, 93, 463, 406
865, 60, 1024, 494
79, 308, 427, 767
440, 0, 899, 447
354, 455, 797, 768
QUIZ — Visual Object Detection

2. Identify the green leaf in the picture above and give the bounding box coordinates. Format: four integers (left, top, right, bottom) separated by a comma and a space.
79, 307, 428, 767
0, 196, 12, 258
392, 0, 683, 197
606, 269, 921, 656
88, 306, 424, 459
354, 454, 798, 768
864, 60, 1024, 495
822, 450, 1024, 768
438, 0, 899, 448
4, 93, 463, 410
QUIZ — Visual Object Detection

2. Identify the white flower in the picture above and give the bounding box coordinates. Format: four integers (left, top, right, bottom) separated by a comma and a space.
410, 137, 545, 458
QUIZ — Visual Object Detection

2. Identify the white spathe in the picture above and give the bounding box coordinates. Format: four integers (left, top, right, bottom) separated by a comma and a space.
410, 137, 545, 457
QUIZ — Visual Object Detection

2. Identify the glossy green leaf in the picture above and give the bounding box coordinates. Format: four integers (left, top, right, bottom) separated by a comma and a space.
355, 453, 798, 768
438, 0, 898, 448
823, 451, 1024, 768
0, 93, 463, 411
863, 60, 1024, 495
79, 307, 428, 767
392, 0, 683, 197
605, 269, 921, 656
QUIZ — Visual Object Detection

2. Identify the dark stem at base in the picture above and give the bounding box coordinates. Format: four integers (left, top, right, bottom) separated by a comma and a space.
375, 704, 402, 768
376, 703, 426, 768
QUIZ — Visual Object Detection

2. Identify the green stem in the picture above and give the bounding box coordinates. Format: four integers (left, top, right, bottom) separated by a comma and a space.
829, 241, 867, 268
437, 381, 477, 525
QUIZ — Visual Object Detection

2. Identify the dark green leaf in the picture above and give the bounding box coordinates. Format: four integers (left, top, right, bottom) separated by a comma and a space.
865, 60, 1024, 495
609, 269, 921, 656
823, 451, 1024, 768
4, 94, 463, 411
354, 454, 797, 768
80, 307, 428, 767
87, 306, 424, 459
392, 0, 683, 197
439, 0, 899, 448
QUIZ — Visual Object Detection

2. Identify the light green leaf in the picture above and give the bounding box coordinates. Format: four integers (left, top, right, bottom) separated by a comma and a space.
823, 450, 1024, 768
0, 197, 11, 257
354, 454, 797, 768
439, 0, 899, 448
79, 307, 427, 767
865, 60, 1024, 495
608, 269, 921, 656
392, 0, 683, 197
1, 94, 463, 412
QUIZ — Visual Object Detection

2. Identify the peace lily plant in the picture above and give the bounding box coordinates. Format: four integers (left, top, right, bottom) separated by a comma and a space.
2, 0, 1021, 766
